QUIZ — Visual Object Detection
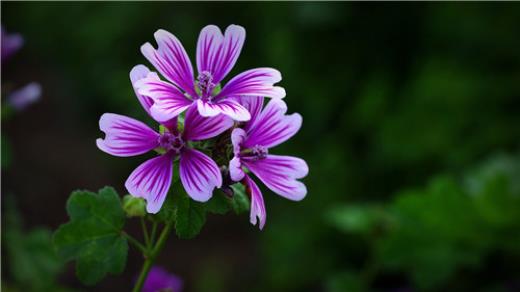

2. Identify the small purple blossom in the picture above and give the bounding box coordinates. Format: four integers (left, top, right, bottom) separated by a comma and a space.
133, 24, 285, 123
1, 25, 24, 61
7, 82, 41, 111
229, 97, 308, 229
97, 67, 233, 213
142, 266, 183, 292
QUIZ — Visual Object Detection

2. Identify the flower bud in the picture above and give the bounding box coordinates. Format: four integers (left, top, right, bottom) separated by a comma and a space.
122, 195, 146, 217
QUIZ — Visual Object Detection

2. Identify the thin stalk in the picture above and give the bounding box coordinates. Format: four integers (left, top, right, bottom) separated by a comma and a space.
122, 232, 147, 254
150, 221, 158, 246
132, 222, 173, 292
141, 217, 150, 248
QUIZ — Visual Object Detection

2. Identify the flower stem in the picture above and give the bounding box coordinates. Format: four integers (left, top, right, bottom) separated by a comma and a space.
141, 217, 150, 248
122, 232, 147, 254
150, 221, 158, 245
132, 222, 173, 292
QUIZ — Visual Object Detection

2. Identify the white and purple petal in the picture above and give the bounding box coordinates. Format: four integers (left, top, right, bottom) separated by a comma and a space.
130, 65, 156, 115
196, 24, 245, 84
244, 99, 302, 149
236, 96, 264, 132
215, 68, 286, 100
179, 149, 222, 202
141, 29, 198, 98
229, 128, 247, 181
136, 77, 193, 122
243, 175, 266, 230
125, 153, 174, 214
183, 104, 233, 141
231, 128, 247, 156
96, 113, 159, 157
244, 154, 308, 201
229, 156, 245, 182
196, 99, 250, 121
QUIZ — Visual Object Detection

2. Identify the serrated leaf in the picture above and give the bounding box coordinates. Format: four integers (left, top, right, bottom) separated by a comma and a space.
53, 187, 128, 285
173, 189, 207, 239
229, 183, 250, 214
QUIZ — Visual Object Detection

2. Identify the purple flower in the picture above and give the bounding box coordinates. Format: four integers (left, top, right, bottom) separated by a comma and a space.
133, 24, 285, 123
7, 82, 41, 111
142, 266, 183, 292
1, 25, 24, 61
97, 66, 233, 213
229, 97, 308, 229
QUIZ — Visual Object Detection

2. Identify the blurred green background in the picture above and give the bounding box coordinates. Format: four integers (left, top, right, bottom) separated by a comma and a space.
2, 2, 520, 291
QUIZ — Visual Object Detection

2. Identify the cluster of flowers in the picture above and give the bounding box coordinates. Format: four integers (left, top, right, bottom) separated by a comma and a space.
97, 25, 308, 229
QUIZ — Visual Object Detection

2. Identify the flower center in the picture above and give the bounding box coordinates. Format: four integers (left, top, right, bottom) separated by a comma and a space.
241, 144, 268, 161
158, 132, 184, 154
196, 71, 215, 100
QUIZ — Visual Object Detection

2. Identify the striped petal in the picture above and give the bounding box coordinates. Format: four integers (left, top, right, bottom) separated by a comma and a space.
196, 99, 250, 121
130, 64, 156, 116
236, 96, 264, 132
229, 128, 247, 181
215, 68, 286, 100
179, 149, 222, 202
229, 156, 245, 182
96, 113, 159, 157
244, 99, 302, 149
136, 77, 193, 122
244, 154, 308, 201
183, 104, 233, 141
196, 24, 245, 84
141, 29, 198, 98
243, 175, 266, 230
125, 153, 174, 214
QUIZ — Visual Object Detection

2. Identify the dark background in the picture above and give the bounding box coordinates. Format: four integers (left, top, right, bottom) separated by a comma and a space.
2, 2, 520, 292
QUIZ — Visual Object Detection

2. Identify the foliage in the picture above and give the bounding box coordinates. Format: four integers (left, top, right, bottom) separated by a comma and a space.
2, 197, 69, 292
52, 182, 250, 285
53, 187, 128, 285
327, 154, 520, 291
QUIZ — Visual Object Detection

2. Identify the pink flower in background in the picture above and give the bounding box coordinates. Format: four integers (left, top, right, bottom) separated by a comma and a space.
97, 66, 233, 213
7, 82, 41, 111
2, 25, 41, 111
229, 97, 308, 229
142, 266, 183, 292
134, 24, 285, 123
1, 25, 23, 61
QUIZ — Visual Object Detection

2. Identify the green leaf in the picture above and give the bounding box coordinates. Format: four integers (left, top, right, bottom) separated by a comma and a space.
229, 183, 250, 214
326, 270, 363, 292
154, 179, 181, 223
4, 196, 66, 291
53, 187, 128, 285
205, 191, 232, 215
326, 205, 385, 234
173, 189, 207, 239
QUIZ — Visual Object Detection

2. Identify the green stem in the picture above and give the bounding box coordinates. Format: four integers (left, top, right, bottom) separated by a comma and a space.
122, 232, 147, 254
132, 222, 173, 292
150, 221, 158, 246
141, 217, 150, 248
